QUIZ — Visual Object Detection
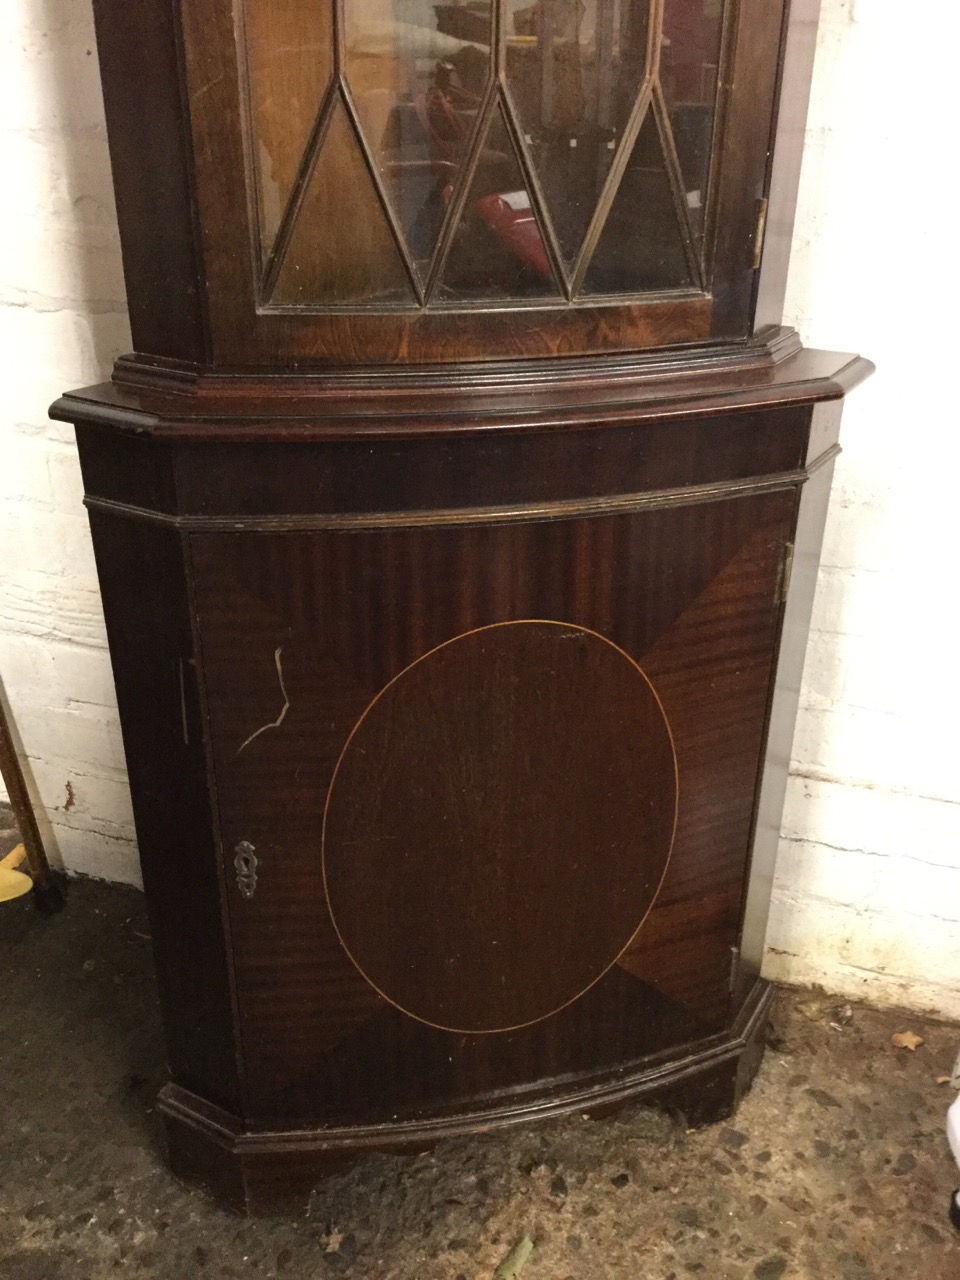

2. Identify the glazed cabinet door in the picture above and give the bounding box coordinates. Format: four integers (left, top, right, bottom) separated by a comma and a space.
92, 0, 790, 365
189, 489, 795, 1127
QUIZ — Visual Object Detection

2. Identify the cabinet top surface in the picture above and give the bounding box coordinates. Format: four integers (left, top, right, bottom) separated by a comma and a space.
54, 343, 873, 441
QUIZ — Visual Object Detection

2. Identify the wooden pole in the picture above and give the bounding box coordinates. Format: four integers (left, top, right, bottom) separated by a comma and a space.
0, 685, 62, 908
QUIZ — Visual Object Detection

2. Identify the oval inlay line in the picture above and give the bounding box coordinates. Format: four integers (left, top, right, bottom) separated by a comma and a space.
321, 620, 678, 1034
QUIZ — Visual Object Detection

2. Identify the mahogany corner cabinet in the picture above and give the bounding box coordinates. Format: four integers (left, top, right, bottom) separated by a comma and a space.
52, 0, 872, 1212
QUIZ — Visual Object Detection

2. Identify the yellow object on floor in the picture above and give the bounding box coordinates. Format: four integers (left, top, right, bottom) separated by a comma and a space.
0, 844, 32, 902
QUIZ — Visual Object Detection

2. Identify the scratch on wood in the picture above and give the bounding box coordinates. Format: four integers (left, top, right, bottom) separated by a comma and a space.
63, 781, 76, 812
179, 660, 190, 746
237, 647, 291, 755
191, 72, 225, 104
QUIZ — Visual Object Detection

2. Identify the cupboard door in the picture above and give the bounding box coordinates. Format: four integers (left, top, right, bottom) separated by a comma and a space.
190, 488, 794, 1124
166, 0, 786, 361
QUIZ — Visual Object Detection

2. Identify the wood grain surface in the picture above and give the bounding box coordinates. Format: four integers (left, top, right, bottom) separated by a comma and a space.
322, 621, 677, 1033
189, 486, 793, 1123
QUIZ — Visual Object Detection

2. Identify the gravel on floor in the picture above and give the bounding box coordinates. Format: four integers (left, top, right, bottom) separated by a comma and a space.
1, 817, 958, 1279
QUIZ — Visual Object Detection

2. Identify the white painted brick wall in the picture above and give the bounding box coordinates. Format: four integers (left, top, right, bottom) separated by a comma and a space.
0, 0, 137, 884
1, 2, 957, 1013
766, 0, 960, 1017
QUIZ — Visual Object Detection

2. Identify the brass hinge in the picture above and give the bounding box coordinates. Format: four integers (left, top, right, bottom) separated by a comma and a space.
752, 197, 769, 269
775, 541, 795, 608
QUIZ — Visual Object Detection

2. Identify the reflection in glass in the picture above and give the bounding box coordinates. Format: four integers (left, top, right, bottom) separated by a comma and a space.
436, 104, 562, 300
242, 0, 727, 306
505, 0, 651, 269
345, 0, 493, 272
660, 0, 724, 235
243, 0, 334, 258
272, 100, 416, 307
583, 110, 692, 294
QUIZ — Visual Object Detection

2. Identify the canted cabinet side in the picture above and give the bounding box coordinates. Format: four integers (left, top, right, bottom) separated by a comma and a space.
84, 501, 243, 1112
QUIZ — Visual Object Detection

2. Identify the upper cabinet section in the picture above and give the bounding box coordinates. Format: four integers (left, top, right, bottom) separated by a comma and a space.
242, 0, 724, 309
93, 0, 809, 370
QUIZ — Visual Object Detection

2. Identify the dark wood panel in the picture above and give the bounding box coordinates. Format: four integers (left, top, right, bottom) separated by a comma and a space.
92, 0, 208, 364
621, 509, 798, 1018
753, 0, 824, 335
620, 886, 744, 1004
74, 424, 177, 513
86, 511, 242, 1110
708, 0, 790, 338
189, 490, 793, 1123
323, 621, 677, 1034
169, 408, 810, 519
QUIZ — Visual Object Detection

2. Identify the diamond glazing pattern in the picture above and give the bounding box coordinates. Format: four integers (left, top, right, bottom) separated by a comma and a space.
239, 0, 725, 307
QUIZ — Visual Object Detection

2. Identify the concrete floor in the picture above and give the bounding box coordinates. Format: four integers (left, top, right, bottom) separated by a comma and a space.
1, 806, 959, 1279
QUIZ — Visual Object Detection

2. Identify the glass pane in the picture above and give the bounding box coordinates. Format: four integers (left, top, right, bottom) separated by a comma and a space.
505, 0, 652, 270
242, 0, 334, 259
271, 99, 416, 307
435, 103, 562, 302
345, 0, 493, 275
582, 110, 692, 295
240, 0, 726, 307
660, 0, 725, 234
